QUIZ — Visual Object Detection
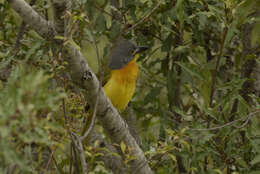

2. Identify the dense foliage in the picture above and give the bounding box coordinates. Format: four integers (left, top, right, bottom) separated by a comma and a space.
1, 0, 260, 173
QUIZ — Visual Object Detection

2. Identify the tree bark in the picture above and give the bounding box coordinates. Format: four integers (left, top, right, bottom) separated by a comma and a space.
7, 0, 153, 173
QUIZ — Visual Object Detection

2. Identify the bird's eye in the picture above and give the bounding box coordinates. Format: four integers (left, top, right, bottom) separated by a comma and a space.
130, 49, 135, 55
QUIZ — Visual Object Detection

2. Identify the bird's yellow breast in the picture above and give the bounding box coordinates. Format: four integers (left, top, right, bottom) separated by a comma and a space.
104, 55, 139, 111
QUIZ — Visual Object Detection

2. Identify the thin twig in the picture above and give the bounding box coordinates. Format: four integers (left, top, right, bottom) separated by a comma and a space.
205, 9, 229, 172
93, 4, 113, 18
51, 153, 62, 174
80, 89, 100, 141
71, 142, 81, 173
71, 132, 88, 173
189, 109, 260, 131
12, 0, 37, 53
123, 0, 162, 33
13, 21, 26, 53
139, 66, 166, 86
62, 98, 68, 125
234, 113, 252, 129
209, 27, 228, 107
69, 143, 73, 174
80, 17, 103, 141
45, 147, 56, 171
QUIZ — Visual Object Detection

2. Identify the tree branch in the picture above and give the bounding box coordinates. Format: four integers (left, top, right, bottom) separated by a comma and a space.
12, 0, 37, 53
90, 130, 128, 174
8, 0, 153, 173
66, 44, 153, 173
7, 0, 55, 40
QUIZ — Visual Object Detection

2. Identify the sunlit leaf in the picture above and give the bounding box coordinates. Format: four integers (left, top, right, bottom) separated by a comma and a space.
250, 154, 260, 166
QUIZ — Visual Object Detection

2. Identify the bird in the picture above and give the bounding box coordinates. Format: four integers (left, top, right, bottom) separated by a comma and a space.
82, 38, 148, 143
104, 38, 148, 111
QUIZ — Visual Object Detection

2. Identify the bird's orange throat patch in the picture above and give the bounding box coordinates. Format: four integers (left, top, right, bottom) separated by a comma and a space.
111, 57, 139, 82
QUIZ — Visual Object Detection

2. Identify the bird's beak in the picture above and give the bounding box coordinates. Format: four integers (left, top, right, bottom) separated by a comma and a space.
136, 46, 149, 53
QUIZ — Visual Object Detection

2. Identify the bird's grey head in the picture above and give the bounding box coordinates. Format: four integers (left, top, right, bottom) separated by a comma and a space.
108, 38, 148, 70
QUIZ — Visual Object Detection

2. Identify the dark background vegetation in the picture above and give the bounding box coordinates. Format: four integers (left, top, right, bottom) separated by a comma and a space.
1, 0, 260, 173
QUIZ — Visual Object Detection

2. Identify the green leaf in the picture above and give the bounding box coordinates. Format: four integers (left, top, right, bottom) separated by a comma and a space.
176, 62, 204, 81
173, 45, 189, 55
85, 29, 94, 42
66, 39, 81, 50
161, 34, 173, 52
109, 21, 121, 40
224, 20, 238, 48
84, 0, 94, 20
95, 13, 107, 33
250, 154, 260, 166
200, 82, 210, 107
96, 0, 106, 6
167, 68, 177, 107
144, 87, 161, 105
234, 0, 260, 26
172, 106, 189, 118
25, 41, 42, 60
213, 169, 223, 174
168, 154, 177, 163
248, 171, 260, 174
54, 35, 66, 40
251, 21, 260, 47
176, 0, 184, 29
120, 141, 126, 154
236, 158, 248, 168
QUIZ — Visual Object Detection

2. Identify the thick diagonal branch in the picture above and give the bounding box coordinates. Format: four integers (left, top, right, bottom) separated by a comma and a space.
7, 0, 55, 40
67, 45, 153, 174
8, 0, 153, 173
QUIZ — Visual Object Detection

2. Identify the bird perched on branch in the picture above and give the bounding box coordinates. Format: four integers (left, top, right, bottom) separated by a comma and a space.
82, 38, 148, 143
104, 38, 148, 111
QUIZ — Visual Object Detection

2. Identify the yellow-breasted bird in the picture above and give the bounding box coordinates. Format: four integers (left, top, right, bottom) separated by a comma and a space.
104, 38, 148, 111
82, 38, 148, 142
